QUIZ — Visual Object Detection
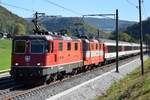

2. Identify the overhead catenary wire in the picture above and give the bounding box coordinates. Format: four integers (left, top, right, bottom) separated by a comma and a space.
141, 0, 148, 18
43, 0, 82, 15
0, 2, 35, 12
125, 0, 138, 8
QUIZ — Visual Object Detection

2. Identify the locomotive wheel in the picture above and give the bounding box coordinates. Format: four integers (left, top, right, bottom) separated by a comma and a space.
88, 66, 92, 70
72, 69, 78, 75
46, 75, 53, 84
84, 66, 89, 71
98, 63, 102, 67
57, 72, 64, 81
53, 74, 58, 81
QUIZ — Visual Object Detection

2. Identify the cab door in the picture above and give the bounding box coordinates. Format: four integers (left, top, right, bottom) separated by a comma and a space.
45, 40, 57, 67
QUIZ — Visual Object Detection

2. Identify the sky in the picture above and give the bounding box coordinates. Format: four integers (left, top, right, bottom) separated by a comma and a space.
0, 0, 150, 21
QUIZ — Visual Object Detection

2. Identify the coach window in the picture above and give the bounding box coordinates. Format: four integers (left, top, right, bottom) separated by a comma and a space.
118, 46, 122, 51
125, 46, 127, 51
58, 42, 63, 51
67, 42, 71, 50
75, 43, 78, 51
126, 46, 131, 50
14, 40, 26, 53
135, 46, 137, 50
108, 46, 116, 53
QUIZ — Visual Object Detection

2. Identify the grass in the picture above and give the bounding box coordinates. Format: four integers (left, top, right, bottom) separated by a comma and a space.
0, 39, 12, 71
96, 58, 150, 100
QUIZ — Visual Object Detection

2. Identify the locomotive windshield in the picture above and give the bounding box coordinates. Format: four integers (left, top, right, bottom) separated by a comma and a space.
31, 40, 45, 53
14, 40, 26, 53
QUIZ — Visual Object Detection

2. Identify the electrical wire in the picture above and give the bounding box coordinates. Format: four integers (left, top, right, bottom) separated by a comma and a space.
0, 2, 35, 12
126, 0, 138, 8
43, 0, 82, 15
141, 0, 148, 18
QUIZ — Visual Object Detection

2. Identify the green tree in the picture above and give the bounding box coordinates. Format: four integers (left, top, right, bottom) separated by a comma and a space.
118, 33, 132, 42
13, 23, 26, 35
144, 34, 150, 44
110, 32, 133, 42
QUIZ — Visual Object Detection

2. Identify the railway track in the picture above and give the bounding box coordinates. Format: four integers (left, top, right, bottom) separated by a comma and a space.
0, 55, 140, 100
0, 76, 24, 100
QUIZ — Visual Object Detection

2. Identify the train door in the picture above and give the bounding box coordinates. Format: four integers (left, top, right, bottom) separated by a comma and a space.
103, 44, 106, 61
45, 40, 57, 66
89, 42, 93, 64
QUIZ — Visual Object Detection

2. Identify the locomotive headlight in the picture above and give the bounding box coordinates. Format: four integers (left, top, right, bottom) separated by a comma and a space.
15, 63, 19, 66
37, 63, 41, 66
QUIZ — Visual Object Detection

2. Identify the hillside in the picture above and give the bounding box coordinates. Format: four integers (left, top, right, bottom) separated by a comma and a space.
125, 17, 150, 42
26, 16, 135, 39
0, 6, 33, 34
83, 17, 135, 32
27, 16, 135, 32
26, 16, 109, 38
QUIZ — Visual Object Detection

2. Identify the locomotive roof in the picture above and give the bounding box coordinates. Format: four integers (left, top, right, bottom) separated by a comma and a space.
13, 35, 81, 41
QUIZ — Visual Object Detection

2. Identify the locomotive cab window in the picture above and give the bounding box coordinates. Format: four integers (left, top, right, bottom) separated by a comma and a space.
31, 40, 45, 53
14, 40, 26, 53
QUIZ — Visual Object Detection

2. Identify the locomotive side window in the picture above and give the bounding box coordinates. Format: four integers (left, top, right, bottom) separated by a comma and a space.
91, 43, 94, 50
99, 44, 101, 49
67, 42, 71, 50
58, 42, 63, 51
46, 42, 50, 53
75, 43, 78, 51
96, 44, 98, 50
51, 42, 54, 53
14, 40, 26, 53
31, 40, 44, 53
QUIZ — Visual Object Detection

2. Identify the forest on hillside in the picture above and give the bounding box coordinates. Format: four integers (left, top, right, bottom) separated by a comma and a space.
0, 6, 33, 35
125, 17, 150, 43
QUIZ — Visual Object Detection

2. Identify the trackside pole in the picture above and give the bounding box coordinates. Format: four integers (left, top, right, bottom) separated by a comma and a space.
116, 9, 119, 73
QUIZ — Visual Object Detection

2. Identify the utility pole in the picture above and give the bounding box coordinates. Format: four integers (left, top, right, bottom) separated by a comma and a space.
83, 10, 119, 72
139, 0, 144, 75
116, 9, 119, 72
